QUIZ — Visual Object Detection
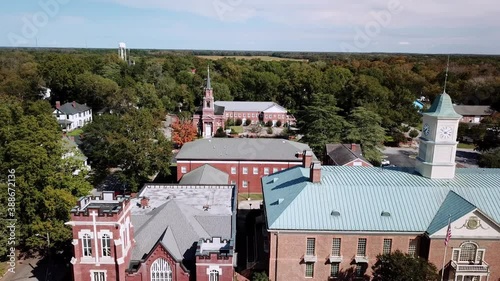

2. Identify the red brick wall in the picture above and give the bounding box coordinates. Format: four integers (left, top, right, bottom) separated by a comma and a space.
195, 253, 234, 281
427, 238, 500, 281
224, 111, 287, 125
268, 232, 420, 281
177, 161, 302, 193
126, 244, 190, 281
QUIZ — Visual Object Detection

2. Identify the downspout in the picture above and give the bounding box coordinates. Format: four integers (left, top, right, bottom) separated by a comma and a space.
274, 232, 279, 281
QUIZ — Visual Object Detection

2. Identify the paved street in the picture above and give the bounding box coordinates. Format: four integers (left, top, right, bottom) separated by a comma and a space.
1, 255, 70, 281
382, 146, 480, 168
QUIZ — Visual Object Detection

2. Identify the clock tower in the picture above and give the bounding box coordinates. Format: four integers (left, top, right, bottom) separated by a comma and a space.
416, 91, 462, 179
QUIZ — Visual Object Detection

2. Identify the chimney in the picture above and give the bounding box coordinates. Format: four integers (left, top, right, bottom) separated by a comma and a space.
72, 101, 76, 108
310, 161, 322, 183
56, 101, 61, 109
140, 197, 149, 209
302, 150, 313, 168
351, 143, 358, 152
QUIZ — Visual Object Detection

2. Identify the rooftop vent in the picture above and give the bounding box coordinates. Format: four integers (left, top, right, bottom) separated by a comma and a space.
203, 204, 211, 211
277, 198, 284, 205
381, 211, 391, 217
331, 210, 341, 216
272, 177, 279, 183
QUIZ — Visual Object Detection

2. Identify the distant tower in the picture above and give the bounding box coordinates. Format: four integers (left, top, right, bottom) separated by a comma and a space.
118, 42, 127, 62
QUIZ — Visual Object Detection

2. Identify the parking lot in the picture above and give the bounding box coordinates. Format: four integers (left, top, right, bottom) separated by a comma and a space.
382, 146, 480, 168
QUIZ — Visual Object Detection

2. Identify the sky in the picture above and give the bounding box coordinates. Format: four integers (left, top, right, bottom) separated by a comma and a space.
0, 0, 499, 54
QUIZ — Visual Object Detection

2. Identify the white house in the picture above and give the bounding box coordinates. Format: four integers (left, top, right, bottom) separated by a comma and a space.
53, 101, 92, 132
62, 135, 91, 176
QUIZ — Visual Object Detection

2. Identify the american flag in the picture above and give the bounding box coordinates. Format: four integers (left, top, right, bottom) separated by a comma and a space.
444, 221, 452, 246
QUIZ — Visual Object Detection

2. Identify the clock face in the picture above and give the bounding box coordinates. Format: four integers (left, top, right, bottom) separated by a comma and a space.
439, 126, 453, 139
423, 123, 430, 136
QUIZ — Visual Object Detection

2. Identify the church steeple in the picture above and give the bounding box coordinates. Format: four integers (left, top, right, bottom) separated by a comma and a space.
206, 66, 212, 89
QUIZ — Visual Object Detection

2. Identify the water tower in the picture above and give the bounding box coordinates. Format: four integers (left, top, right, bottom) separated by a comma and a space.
118, 42, 127, 61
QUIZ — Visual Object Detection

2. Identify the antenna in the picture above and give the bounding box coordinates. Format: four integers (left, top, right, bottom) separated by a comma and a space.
443, 55, 450, 93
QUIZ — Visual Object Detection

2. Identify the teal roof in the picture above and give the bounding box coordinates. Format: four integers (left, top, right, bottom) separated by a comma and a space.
426, 191, 476, 235
262, 166, 500, 232
425, 92, 462, 118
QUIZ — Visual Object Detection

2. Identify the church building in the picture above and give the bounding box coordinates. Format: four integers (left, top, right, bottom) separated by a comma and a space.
262, 91, 500, 281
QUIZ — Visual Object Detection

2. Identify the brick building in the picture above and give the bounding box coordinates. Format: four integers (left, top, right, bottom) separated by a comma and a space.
192, 67, 295, 138
67, 183, 237, 281
175, 138, 316, 194
262, 92, 500, 281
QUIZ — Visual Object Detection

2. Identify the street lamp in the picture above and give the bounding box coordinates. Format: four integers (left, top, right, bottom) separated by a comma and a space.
35, 232, 50, 281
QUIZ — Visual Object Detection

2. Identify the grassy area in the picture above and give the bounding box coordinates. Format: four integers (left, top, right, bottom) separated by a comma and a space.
238, 193, 263, 202
197, 55, 308, 62
230, 126, 243, 134
458, 143, 476, 149
67, 128, 83, 136
0, 261, 7, 276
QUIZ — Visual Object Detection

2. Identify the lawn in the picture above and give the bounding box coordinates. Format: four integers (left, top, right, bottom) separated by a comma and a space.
67, 128, 83, 136
197, 55, 308, 62
238, 193, 263, 202
230, 126, 243, 134
458, 143, 476, 149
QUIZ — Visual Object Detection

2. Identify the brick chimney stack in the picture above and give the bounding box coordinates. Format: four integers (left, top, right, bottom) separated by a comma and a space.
351, 143, 358, 152
56, 101, 61, 109
72, 101, 76, 108
303, 150, 313, 168
310, 161, 321, 183
140, 197, 149, 209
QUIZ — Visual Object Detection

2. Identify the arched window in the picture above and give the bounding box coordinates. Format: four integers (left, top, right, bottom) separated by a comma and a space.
82, 233, 92, 257
209, 269, 219, 281
101, 234, 111, 257
459, 242, 477, 262
150, 258, 172, 281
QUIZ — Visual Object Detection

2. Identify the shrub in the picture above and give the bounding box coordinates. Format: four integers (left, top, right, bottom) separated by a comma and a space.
225, 119, 235, 127
409, 129, 419, 139
230, 128, 237, 135
276, 120, 282, 127
235, 118, 243, 126
245, 119, 252, 126
214, 127, 227, 138
265, 120, 273, 127
267, 127, 273, 134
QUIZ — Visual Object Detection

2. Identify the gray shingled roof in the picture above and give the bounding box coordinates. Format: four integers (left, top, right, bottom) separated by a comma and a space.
214, 101, 287, 112
179, 164, 229, 185
57, 102, 91, 115
176, 138, 315, 161
453, 105, 494, 116
130, 185, 234, 263
325, 144, 370, 166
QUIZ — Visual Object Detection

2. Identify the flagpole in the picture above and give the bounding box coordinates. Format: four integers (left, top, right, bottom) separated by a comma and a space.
441, 216, 452, 281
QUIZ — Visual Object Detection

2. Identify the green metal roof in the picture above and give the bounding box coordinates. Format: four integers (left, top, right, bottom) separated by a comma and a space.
426, 191, 476, 235
262, 166, 500, 232
425, 92, 462, 118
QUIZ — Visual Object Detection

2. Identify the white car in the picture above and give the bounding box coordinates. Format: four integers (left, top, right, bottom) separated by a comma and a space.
381, 159, 390, 166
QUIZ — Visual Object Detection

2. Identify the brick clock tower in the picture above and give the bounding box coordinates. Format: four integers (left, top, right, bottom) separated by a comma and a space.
201, 66, 215, 138
66, 192, 134, 281
416, 91, 462, 179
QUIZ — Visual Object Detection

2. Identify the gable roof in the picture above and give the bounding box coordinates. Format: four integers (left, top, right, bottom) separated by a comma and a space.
176, 138, 316, 161
57, 102, 91, 115
130, 184, 235, 262
453, 105, 494, 116
214, 101, 287, 113
426, 191, 476, 235
179, 164, 229, 185
325, 144, 371, 166
263, 166, 500, 232
425, 92, 462, 119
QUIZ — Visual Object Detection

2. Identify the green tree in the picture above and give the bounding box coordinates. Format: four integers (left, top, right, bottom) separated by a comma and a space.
299, 93, 346, 158
478, 148, 500, 168
345, 107, 386, 163
372, 250, 439, 281
409, 129, 419, 139
252, 271, 269, 281
82, 110, 172, 191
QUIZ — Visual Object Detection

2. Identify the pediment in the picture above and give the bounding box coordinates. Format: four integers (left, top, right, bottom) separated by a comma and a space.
429, 209, 500, 240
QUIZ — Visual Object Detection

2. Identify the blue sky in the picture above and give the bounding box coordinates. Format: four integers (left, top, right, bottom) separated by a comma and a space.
1, 0, 499, 54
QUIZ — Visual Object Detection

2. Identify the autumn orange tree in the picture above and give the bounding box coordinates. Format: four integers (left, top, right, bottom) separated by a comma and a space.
171, 120, 198, 147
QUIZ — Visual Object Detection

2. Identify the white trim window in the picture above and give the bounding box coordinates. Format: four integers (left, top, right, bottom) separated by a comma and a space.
82, 233, 92, 257
209, 269, 219, 281
408, 239, 417, 257
181, 166, 187, 174
383, 238, 392, 254
357, 238, 367, 256
332, 238, 341, 257
102, 234, 111, 257
305, 263, 314, 278
253, 167, 258, 175
231, 167, 237, 174
264, 167, 270, 175
272, 167, 278, 173
242, 167, 248, 174
452, 242, 485, 264
242, 181, 248, 188
306, 238, 315, 256
151, 258, 172, 281
90, 271, 106, 281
